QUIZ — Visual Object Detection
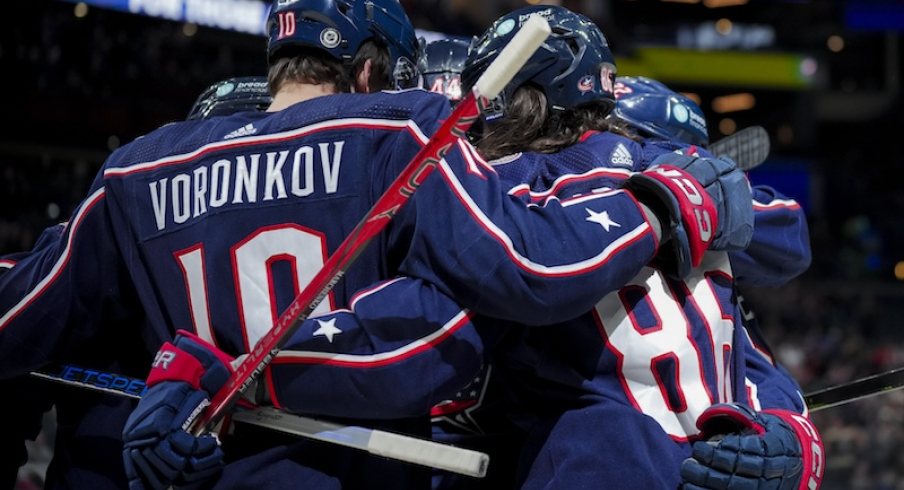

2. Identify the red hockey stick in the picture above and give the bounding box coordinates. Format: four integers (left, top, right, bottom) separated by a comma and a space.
190, 15, 553, 436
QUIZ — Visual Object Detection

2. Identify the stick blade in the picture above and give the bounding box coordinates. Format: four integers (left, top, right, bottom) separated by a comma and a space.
709, 125, 770, 171
231, 408, 489, 477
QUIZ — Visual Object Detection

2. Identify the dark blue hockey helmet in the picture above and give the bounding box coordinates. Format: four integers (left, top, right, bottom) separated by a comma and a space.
187, 76, 272, 120
461, 5, 617, 122
610, 76, 709, 146
418, 37, 470, 104
266, 0, 420, 89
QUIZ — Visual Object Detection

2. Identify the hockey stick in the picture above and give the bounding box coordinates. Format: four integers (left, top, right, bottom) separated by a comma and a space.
31, 365, 490, 477
805, 366, 904, 412
190, 15, 552, 437
709, 125, 770, 171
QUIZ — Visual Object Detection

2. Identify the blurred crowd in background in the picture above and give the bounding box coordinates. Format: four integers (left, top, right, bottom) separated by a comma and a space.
4, 1, 904, 488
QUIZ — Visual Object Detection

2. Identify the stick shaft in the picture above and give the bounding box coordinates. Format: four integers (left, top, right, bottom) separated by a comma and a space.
231, 407, 488, 477
196, 92, 481, 433
31, 365, 489, 477
806, 367, 904, 412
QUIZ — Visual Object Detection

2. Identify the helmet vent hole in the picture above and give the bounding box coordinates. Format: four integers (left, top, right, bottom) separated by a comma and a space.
565, 38, 580, 56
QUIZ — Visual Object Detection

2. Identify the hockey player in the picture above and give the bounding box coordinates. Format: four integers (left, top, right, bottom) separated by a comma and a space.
417, 37, 470, 106
0, 2, 754, 490
609, 75, 811, 287
0, 224, 146, 490
0, 77, 276, 489
608, 75, 821, 489
458, 6, 823, 490
419, 13, 817, 490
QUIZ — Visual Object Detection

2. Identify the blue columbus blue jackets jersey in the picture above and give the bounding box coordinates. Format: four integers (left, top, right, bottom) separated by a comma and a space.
641, 136, 812, 415
0, 90, 669, 489
429, 130, 812, 489
0, 90, 662, 376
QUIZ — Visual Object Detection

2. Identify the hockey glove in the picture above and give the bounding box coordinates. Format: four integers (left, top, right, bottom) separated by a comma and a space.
654, 153, 754, 251
680, 403, 824, 490
622, 154, 754, 279
122, 330, 234, 490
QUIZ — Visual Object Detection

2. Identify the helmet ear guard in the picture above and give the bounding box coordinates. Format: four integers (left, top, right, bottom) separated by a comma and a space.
392, 53, 421, 90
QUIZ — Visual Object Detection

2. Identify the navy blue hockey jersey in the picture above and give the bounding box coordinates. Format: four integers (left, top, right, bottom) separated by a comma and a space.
447, 131, 812, 489
0, 90, 671, 489
0, 90, 663, 377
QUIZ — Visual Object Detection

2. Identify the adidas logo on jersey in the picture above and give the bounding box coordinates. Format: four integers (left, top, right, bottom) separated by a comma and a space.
610, 143, 634, 168
225, 123, 258, 139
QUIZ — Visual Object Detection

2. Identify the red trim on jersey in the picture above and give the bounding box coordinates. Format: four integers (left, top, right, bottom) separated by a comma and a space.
104, 118, 421, 178
0, 188, 105, 331
270, 310, 473, 368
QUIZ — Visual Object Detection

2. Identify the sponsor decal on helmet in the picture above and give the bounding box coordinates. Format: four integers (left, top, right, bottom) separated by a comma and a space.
496, 18, 516, 36
518, 8, 555, 23
578, 75, 595, 92
688, 109, 707, 131
320, 28, 341, 49
672, 103, 689, 123
216, 83, 236, 97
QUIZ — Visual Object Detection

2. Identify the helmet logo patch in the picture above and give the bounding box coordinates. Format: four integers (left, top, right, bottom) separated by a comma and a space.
578, 75, 595, 92
216, 82, 236, 97
320, 28, 341, 49
496, 19, 516, 36
673, 104, 689, 123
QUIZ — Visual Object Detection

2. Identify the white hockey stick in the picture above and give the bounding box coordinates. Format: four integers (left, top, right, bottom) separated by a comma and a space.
31, 365, 489, 478
230, 407, 487, 476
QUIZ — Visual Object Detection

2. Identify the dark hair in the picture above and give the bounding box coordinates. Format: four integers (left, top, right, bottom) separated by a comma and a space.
605, 117, 645, 144
267, 39, 392, 95
476, 85, 618, 160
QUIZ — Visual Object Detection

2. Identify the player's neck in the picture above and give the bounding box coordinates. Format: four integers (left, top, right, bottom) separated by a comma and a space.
268, 82, 340, 112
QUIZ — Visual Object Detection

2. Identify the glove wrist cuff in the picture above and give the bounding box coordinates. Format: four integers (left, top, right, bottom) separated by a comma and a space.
147, 342, 208, 390
763, 409, 825, 490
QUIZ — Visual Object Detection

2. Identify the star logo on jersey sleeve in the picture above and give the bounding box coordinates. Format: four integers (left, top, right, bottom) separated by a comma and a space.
312, 318, 342, 343
585, 208, 621, 232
